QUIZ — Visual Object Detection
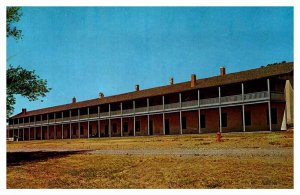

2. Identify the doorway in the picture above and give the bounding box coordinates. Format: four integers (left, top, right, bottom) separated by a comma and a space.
149, 120, 153, 135
165, 119, 170, 135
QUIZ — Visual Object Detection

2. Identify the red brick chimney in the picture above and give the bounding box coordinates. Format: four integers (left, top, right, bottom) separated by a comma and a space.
220, 66, 226, 76
22, 108, 27, 114
72, 97, 76, 103
135, 84, 140, 91
99, 92, 104, 99
169, 77, 174, 85
191, 74, 196, 87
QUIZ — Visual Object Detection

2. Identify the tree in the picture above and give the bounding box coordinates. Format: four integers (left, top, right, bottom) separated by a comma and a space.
7, 7, 23, 40
7, 7, 51, 118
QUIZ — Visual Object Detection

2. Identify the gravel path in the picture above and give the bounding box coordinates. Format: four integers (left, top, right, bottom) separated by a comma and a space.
87, 148, 293, 157
7, 147, 293, 157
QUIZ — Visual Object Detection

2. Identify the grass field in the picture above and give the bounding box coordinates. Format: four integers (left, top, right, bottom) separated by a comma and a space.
7, 131, 293, 189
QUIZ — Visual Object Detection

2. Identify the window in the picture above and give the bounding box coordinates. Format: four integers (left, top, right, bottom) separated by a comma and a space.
135, 121, 140, 132
80, 126, 84, 135
200, 114, 206, 128
245, 111, 251, 126
123, 122, 128, 133
113, 123, 117, 133
267, 108, 278, 125
182, 116, 187, 129
221, 113, 227, 127
73, 127, 76, 135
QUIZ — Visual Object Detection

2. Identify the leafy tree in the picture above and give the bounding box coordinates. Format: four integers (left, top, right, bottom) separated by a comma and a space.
7, 7, 23, 40
7, 7, 51, 117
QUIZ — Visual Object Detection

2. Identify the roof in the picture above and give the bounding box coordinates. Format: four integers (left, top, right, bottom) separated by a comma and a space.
11, 62, 293, 119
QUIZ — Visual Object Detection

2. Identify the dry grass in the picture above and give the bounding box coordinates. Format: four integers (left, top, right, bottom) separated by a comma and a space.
7, 131, 293, 189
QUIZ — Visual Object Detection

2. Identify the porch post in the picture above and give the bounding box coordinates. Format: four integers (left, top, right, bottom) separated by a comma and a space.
47, 114, 49, 139
22, 128, 24, 141
88, 107, 90, 138
133, 101, 136, 136
242, 83, 246, 132
69, 110, 72, 139
147, 114, 150, 136
98, 106, 101, 138
61, 111, 64, 139
40, 115, 42, 140
12, 119, 15, 138
28, 117, 31, 140
78, 109, 80, 139
267, 78, 272, 131
120, 103, 123, 137
162, 96, 165, 135
198, 109, 201, 134
109, 104, 111, 137
147, 98, 150, 136
179, 93, 182, 134
34, 116, 36, 140
54, 113, 56, 139
219, 87, 222, 133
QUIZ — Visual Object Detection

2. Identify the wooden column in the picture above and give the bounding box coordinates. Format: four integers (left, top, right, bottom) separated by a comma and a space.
133, 101, 136, 136
162, 96, 165, 135
47, 114, 49, 140
28, 117, 31, 141
267, 78, 272, 131
69, 110, 72, 139
54, 113, 56, 139
78, 109, 80, 139
34, 116, 36, 140
62, 111, 64, 139
87, 107, 90, 138
120, 103, 123, 137
242, 83, 246, 132
109, 104, 111, 137
179, 93, 182, 134
98, 106, 101, 138
147, 98, 150, 136
219, 87, 222, 133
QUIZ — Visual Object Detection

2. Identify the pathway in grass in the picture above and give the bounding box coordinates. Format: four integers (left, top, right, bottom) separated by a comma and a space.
88, 148, 292, 156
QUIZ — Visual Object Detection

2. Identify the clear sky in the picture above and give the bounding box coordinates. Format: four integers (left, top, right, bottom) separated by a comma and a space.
7, 7, 293, 116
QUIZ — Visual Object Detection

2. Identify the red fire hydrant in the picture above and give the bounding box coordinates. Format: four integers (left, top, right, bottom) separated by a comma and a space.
216, 131, 221, 142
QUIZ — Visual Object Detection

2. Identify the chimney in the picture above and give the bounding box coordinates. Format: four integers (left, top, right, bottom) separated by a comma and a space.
22, 108, 27, 114
72, 97, 76, 103
191, 74, 196, 87
135, 84, 140, 91
99, 92, 104, 99
220, 66, 226, 76
169, 77, 174, 85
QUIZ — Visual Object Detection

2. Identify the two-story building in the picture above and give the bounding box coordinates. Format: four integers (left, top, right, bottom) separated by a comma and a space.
7, 62, 293, 141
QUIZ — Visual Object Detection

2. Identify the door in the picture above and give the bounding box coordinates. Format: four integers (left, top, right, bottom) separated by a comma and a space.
149, 120, 153, 135
105, 124, 109, 137
165, 119, 170, 135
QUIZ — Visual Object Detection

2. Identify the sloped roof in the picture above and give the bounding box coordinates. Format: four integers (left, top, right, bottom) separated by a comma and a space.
11, 62, 293, 119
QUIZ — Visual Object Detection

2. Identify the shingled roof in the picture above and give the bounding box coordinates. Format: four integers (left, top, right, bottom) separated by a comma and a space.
11, 62, 293, 119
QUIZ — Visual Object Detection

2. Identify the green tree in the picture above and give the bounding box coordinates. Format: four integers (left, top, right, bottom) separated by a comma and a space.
7, 7, 23, 40
7, 7, 51, 118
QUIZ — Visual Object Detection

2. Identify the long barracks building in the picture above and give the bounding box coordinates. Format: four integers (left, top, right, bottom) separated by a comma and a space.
7, 62, 294, 141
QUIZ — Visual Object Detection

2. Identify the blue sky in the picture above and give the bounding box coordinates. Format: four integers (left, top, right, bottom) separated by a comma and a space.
7, 7, 293, 116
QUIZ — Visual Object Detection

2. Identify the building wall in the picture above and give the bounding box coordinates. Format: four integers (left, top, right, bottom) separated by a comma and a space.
182, 110, 199, 134
121, 117, 134, 136
149, 114, 164, 135
165, 112, 180, 135
199, 108, 219, 133
135, 115, 148, 136
8, 100, 288, 141
110, 118, 121, 137
221, 106, 243, 133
